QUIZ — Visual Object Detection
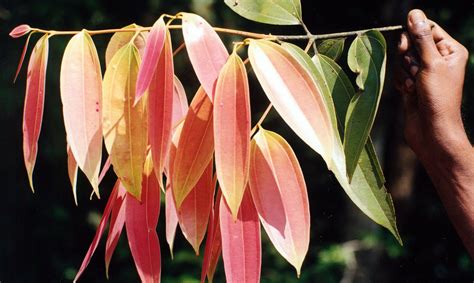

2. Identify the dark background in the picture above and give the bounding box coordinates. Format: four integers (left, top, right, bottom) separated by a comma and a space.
1, 0, 474, 282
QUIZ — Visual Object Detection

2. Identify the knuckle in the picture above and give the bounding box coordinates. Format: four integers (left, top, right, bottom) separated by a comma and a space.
425, 58, 445, 70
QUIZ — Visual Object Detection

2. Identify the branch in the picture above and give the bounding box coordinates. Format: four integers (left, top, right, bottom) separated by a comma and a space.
274, 25, 404, 40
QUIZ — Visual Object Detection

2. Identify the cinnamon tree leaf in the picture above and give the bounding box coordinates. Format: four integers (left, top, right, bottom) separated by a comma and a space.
66, 144, 78, 205
344, 30, 387, 180
224, 0, 302, 25
60, 30, 102, 197
105, 24, 147, 67
14, 32, 33, 83
23, 34, 48, 191
201, 191, 222, 283
105, 184, 127, 278
9, 24, 31, 38
316, 38, 345, 61
214, 53, 251, 219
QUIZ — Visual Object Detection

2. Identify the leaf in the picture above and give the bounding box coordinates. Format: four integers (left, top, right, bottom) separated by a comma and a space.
224, 0, 302, 25
105, 184, 127, 278
73, 181, 120, 282
214, 53, 251, 219
9, 24, 31, 38
105, 24, 148, 67
181, 13, 229, 100
172, 88, 214, 208
125, 154, 161, 283
165, 182, 179, 257
60, 30, 103, 197
135, 17, 166, 103
311, 54, 401, 243
220, 188, 261, 283
201, 190, 222, 283
344, 30, 387, 180
102, 43, 148, 200
23, 34, 48, 192
171, 76, 189, 128
249, 128, 310, 276
178, 159, 214, 254
13, 32, 33, 83
99, 156, 112, 185
316, 38, 345, 61
67, 144, 79, 205
148, 28, 174, 189
248, 40, 335, 168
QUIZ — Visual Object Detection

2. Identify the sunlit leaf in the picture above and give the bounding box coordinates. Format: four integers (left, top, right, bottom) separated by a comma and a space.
171, 76, 189, 128
316, 38, 345, 61
201, 191, 222, 283
103, 43, 148, 199
125, 154, 161, 282
23, 34, 48, 192
178, 160, 214, 254
135, 17, 166, 103
181, 13, 228, 100
105, 184, 127, 278
249, 128, 309, 276
344, 30, 387, 180
105, 24, 148, 67
60, 30, 102, 197
9, 24, 31, 38
66, 144, 78, 205
220, 188, 261, 283
172, 88, 214, 208
224, 0, 302, 25
214, 52, 251, 219
13, 32, 33, 83
248, 39, 335, 167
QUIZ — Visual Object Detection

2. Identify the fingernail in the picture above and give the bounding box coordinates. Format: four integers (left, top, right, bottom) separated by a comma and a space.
409, 10, 427, 26
410, 65, 419, 76
405, 78, 414, 89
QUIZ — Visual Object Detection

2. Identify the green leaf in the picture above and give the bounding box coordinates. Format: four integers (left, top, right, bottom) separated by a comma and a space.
224, 0, 302, 25
344, 30, 387, 181
316, 38, 345, 61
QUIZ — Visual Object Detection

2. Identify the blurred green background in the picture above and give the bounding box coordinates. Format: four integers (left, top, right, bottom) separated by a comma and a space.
1, 0, 474, 282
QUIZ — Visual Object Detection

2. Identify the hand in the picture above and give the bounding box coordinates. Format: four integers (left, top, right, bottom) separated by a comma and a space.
395, 9, 470, 165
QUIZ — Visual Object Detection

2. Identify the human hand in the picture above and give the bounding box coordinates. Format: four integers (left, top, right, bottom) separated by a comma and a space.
395, 9, 471, 164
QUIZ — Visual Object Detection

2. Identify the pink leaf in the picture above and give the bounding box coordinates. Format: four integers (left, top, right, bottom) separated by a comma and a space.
171, 76, 189, 128
66, 144, 79, 205
9, 24, 31, 38
178, 159, 214, 254
98, 156, 111, 185
23, 34, 48, 192
220, 188, 261, 283
74, 181, 120, 282
201, 190, 222, 283
13, 32, 33, 83
135, 17, 166, 104
165, 181, 179, 257
125, 156, 161, 283
181, 13, 229, 101
60, 31, 103, 197
214, 52, 251, 219
249, 128, 310, 276
105, 184, 127, 278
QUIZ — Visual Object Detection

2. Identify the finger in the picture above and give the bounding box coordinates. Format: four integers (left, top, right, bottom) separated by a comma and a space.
394, 66, 416, 95
429, 20, 454, 43
407, 9, 442, 66
398, 32, 412, 54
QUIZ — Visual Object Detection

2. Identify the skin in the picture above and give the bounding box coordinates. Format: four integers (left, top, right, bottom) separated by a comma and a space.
395, 9, 474, 257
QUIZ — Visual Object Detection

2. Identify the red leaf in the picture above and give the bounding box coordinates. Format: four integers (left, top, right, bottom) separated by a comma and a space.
74, 181, 120, 282
249, 128, 310, 276
23, 34, 48, 191
135, 17, 166, 103
220, 188, 261, 283
125, 156, 161, 283
201, 190, 222, 283
9, 24, 31, 38
13, 32, 33, 83
214, 52, 251, 219
172, 88, 214, 208
105, 184, 127, 278
181, 13, 228, 101
148, 28, 174, 189
178, 159, 214, 254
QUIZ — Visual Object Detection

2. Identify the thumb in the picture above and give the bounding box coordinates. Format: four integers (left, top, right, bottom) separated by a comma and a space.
407, 10, 441, 67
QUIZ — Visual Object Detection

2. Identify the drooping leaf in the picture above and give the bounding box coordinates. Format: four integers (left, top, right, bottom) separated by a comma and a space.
178, 159, 214, 254
125, 154, 161, 283
172, 88, 214, 208
171, 76, 189, 128
201, 190, 222, 283
99, 156, 112, 185
181, 13, 228, 100
249, 129, 309, 276
105, 184, 127, 278
60, 30, 102, 197
74, 181, 120, 282
224, 0, 302, 25
311, 54, 401, 243
344, 30, 387, 180
9, 24, 31, 38
23, 34, 48, 192
220, 188, 261, 283
135, 17, 166, 103
148, 28, 174, 189
316, 38, 345, 61
248, 39, 335, 168
214, 53, 251, 219
66, 144, 79, 205
105, 24, 148, 67
103, 43, 148, 200
13, 32, 33, 83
